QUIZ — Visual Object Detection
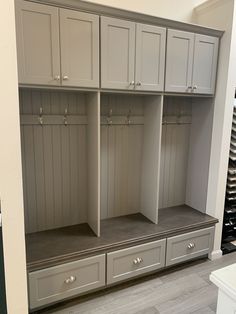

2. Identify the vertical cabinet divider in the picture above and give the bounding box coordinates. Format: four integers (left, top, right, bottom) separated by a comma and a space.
140, 95, 163, 224
87, 92, 100, 236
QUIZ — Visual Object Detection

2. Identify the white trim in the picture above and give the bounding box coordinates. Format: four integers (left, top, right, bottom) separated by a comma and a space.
209, 249, 223, 260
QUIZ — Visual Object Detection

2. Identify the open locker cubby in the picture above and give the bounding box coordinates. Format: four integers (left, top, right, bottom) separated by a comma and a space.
100, 93, 163, 225
159, 96, 215, 214
19, 89, 100, 237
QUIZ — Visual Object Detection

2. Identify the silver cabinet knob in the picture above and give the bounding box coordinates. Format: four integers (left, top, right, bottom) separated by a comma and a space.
187, 243, 195, 249
133, 257, 143, 265
63, 75, 69, 80
192, 85, 197, 91
136, 81, 142, 86
64, 275, 76, 284
54, 75, 60, 81
129, 81, 135, 86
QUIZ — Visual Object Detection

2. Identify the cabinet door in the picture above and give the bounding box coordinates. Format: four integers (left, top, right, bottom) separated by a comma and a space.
192, 34, 219, 95
135, 24, 166, 92
165, 29, 194, 93
15, 1, 60, 85
60, 9, 99, 88
101, 17, 135, 90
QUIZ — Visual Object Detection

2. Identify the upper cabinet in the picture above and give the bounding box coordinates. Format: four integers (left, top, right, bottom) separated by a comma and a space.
15, 1, 61, 86
59, 9, 99, 88
101, 17, 166, 92
15, 1, 99, 88
101, 17, 136, 90
165, 29, 219, 95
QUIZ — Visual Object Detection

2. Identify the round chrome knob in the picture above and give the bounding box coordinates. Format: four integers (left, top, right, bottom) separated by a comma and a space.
136, 81, 142, 86
64, 275, 76, 284
129, 81, 135, 86
54, 75, 60, 81
63, 75, 69, 80
192, 85, 197, 91
133, 257, 143, 265
187, 86, 192, 92
187, 243, 195, 249
133, 258, 138, 265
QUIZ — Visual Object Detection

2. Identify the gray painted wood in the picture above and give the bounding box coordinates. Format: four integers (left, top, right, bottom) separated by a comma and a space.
26, 206, 217, 271
29, 254, 105, 309
166, 227, 214, 267
141, 96, 163, 223
107, 240, 166, 284
186, 98, 214, 213
165, 29, 195, 93
60, 9, 99, 88
159, 97, 192, 209
26, 0, 224, 38
87, 93, 100, 236
135, 24, 166, 92
192, 34, 219, 95
15, 0, 61, 85
101, 17, 135, 90
100, 94, 144, 219
20, 89, 88, 233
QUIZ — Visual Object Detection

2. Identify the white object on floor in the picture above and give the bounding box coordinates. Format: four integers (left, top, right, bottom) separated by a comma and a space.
210, 263, 236, 314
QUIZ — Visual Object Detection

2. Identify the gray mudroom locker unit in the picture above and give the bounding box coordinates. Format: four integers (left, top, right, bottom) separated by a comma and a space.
15, 0, 222, 311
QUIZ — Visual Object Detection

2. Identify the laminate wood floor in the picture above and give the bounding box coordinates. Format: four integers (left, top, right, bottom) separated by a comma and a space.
41, 252, 236, 314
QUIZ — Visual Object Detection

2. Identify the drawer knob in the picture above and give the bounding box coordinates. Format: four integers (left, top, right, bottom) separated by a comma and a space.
64, 275, 76, 284
130, 81, 135, 86
136, 81, 142, 86
54, 75, 60, 81
133, 257, 143, 265
63, 75, 69, 80
187, 242, 195, 249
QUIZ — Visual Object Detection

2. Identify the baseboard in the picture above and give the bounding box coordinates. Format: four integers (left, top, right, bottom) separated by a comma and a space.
209, 249, 223, 260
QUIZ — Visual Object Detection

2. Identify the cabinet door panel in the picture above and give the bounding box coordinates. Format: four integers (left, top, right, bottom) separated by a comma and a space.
192, 34, 219, 95
15, 1, 60, 85
101, 17, 135, 90
165, 29, 194, 93
135, 24, 166, 92
60, 9, 99, 88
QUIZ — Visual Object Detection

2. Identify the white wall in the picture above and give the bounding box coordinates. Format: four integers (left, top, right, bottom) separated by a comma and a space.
194, 0, 236, 259
0, 1, 28, 313
84, 0, 206, 22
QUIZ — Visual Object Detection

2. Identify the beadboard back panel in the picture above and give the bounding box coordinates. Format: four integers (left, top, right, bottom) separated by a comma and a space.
159, 97, 192, 209
20, 89, 88, 233
100, 95, 144, 219
100, 94, 162, 222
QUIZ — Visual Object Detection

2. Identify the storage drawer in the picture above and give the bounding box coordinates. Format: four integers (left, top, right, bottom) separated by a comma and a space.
29, 254, 105, 309
166, 227, 214, 266
107, 239, 166, 284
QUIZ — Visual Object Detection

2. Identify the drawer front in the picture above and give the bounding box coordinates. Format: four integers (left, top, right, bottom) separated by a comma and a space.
107, 239, 166, 284
166, 227, 214, 266
29, 254, 105, 309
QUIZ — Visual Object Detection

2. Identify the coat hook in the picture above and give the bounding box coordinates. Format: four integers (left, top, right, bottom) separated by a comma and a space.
64, 108, 68, 126
38, 107, 43, 126
107, 108, 113, 126
127, 109, 132, 126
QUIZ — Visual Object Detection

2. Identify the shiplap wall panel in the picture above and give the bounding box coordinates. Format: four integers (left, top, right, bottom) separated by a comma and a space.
159, 97, 192, 209
20, 89, 88, 233
100, 95, 144, 219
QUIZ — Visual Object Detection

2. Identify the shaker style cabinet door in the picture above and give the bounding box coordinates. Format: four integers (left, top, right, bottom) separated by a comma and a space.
60, 9, 99, 88
15, 1, 60, 85
165, 29, 194, 93
192, 34, 219, 95
101, 17, 135, 90
135, 24, 166, 92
